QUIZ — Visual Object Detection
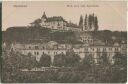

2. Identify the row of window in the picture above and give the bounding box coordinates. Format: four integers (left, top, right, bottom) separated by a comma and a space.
29, 46, 67, 50
45, 21, 63, 25
81, 36, 92, 39
75, 52, 114, 57
82, 40, 93, 43
31, 51, 64, 56
28, 46, 120, 52
85, 47, 120, 52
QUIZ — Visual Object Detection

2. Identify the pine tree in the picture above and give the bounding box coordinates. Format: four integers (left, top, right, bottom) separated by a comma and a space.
84, 14, 88, 30
88, 14, 93, 30
92, 13, 95, 23
79, 15, 83, 29
94, 16, 98, 31
91, 13, 95, 31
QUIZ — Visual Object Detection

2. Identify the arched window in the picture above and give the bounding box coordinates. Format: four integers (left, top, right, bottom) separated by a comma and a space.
37, 52, 39, 55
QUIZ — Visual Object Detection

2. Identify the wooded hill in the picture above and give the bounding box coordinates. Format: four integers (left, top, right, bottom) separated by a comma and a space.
2, 26, 127, 44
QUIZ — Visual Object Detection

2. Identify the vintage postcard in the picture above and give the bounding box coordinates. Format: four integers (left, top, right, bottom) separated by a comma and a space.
1, 1, 127, 83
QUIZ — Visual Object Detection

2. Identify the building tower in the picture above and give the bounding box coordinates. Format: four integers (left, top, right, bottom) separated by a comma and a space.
41, 12, 47, 27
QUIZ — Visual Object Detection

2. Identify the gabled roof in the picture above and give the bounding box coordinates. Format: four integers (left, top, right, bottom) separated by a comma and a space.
46, 16, 66, 22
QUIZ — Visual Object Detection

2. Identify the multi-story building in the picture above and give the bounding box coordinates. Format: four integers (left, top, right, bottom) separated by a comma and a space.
10, 40, 121, 65
73, 43, 121, 65
31, 12, 68, 30
30, 12, 82, 31
121, 41, 127, 56
10, 41, 72, 62
76, 31, 94, 45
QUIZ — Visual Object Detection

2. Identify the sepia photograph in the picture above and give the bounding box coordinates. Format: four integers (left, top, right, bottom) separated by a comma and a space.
1, 1, 127, 83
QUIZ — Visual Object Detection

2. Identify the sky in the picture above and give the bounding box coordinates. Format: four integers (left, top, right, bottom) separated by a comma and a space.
2, 1, 127, 31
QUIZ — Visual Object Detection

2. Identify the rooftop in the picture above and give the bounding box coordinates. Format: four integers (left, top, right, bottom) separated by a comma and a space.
46, 16, 67, 22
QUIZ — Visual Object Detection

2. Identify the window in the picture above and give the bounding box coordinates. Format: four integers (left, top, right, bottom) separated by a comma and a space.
109, 53, 111, 56
97, 48, 100, 52
54, 52, 56, 55
103, 48, 106, 52
58, 22, 60, 26
28, 52, 31, 56
29, 46, 31, 49
34, 52, 36, 55
35, 46, 39, 49
109, 48, 112, 50
115, 48, 119, 52
42, 47, 45, 49
92, 48, 95, 51
42, 52, 44, 54
37, 52, 39, 55
90, 40, 92, 43
48, 51, 50, 54
61, 52, 64, 54
85, 48, 88, 52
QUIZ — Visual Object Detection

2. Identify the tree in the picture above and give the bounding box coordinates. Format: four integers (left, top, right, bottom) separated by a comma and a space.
88, 14, 93, 29
94, 16, 98, 31
53, 53, 66, 67
32, 19, 42, 27
82, 53, 93, 69
65, 50, 81, 67
111, 53, 127, 83
79, 15, 83, 30
39, 54, 51, 67
100, 52, 109, 66
20, 53, 38, 69
2, 51, 23, 82
113, 52, 126, 67
84, 14, 88, 30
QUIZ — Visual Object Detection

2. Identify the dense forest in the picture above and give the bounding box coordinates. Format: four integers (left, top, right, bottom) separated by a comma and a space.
2, 26, 127, 44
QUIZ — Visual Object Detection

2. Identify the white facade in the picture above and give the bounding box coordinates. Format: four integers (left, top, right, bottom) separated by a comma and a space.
10, 40, 121, 65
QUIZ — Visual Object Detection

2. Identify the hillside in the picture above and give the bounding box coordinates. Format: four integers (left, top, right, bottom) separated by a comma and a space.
2, 26, 127, 44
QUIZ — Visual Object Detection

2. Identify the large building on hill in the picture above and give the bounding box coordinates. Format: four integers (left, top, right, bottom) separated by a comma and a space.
76, 32, 94, 44
30, 12, 97, 32
31, 12, 68, 30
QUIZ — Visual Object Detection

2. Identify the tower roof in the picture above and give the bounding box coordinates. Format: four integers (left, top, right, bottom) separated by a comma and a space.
41, 12, 47, 19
